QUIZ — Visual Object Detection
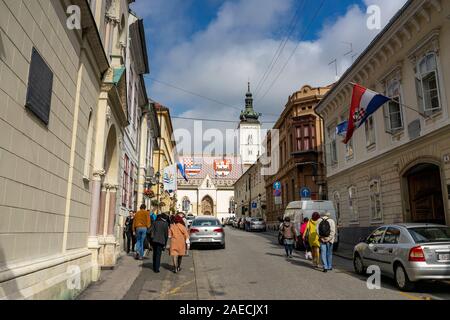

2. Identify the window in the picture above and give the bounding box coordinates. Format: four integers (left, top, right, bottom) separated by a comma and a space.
415, 52, 441, 115
129, 164, 134, 209
327, 125, 337, 165
385, 78, 403, 132
295, 123, 316, 152
333, 192, 340, 224
383, 227, 400, 244
369, 180, 382, 221
345, 138, 354, 160
182, 197, 191, 212
122, 155, 130, 206
364, 116, 376, 147
366, 227, 386, 244
25, 48, 53, 125
348, 186, 358, 222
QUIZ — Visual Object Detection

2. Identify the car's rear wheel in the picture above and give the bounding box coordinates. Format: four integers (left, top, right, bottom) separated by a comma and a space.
394, 264, 415, 291
353, 253, 366, 275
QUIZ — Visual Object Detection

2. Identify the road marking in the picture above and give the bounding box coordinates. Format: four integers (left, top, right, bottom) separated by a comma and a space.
159, 280, 195, 298
399, 292, 429, 300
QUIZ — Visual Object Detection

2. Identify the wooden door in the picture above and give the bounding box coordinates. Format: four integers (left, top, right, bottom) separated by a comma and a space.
407, 165, 445, 224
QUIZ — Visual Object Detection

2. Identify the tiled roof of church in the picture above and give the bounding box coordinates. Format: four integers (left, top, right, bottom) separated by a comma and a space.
177, 155, 244, 181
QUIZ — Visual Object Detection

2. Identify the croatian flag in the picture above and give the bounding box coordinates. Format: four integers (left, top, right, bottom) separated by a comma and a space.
177, 162, 188, 182
343, 84, 391, 144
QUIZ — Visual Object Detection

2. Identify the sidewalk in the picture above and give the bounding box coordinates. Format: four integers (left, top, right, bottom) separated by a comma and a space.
77, 250, 197, 300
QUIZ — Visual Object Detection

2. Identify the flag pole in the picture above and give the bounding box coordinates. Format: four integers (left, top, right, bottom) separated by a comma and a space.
348, 82, 428, 118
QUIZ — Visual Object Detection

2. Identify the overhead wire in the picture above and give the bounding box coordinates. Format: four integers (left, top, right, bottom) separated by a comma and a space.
256, 0, 327, 103
253, 0, 307, 97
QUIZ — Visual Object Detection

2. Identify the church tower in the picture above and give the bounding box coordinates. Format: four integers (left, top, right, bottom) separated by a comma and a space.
239, 83, 261, 172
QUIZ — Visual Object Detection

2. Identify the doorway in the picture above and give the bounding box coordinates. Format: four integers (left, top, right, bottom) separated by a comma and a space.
201, 196, 214, 216
405, 163, 445, 225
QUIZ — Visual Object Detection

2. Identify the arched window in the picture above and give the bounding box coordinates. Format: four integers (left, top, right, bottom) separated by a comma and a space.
182, 197, 190, 213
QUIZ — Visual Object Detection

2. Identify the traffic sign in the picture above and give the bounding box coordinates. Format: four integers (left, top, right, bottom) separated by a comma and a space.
300, 187, 311, 199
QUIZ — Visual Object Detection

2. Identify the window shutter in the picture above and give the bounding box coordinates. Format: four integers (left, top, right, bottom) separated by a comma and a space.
25, 48, 53, 125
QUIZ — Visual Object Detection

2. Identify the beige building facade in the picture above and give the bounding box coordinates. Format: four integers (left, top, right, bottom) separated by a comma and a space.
315, 0, 450, 245
234, 159, 266, 220
0, 0, 137, 299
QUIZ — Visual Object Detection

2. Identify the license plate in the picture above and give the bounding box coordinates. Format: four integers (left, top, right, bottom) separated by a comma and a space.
438, 254, 450, 261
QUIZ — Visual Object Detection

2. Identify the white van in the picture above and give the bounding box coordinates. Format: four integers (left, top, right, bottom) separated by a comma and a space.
282, 200, 339, 250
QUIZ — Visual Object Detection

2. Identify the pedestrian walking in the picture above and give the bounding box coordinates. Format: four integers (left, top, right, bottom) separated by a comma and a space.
168, 215, 190, 273
303, 212, 321, 268
149, 214, 169, 273
177, 211, 188, 227
133, 204, 151, 260
150, 208, 157, 222
318, 212, 336, 273
124, 211, 136, 254
280, 217, 296, 258
300, 217, 312, 260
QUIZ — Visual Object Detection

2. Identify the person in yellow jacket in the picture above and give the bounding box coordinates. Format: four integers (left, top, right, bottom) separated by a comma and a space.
133, 204, 151, 260
303, 212, 321, 268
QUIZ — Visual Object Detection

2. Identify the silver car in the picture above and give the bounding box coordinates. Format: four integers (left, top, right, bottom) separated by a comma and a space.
189, 216, 226, 249
248, 218, 267, 232
353, 223, 450, 291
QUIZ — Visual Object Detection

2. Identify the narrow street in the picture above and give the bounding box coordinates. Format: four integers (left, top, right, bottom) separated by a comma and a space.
78, 228, 450, 301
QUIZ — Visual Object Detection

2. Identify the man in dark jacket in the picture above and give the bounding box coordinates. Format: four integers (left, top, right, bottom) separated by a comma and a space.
150, 214, 169, 273
124, 211, 136, 254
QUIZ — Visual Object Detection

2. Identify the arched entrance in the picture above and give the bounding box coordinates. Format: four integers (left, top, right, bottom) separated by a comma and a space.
404, 163, 445, 225
201, 196, 214, 216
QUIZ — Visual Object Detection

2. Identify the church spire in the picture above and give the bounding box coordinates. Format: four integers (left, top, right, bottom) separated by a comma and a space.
240, 82, 260, 123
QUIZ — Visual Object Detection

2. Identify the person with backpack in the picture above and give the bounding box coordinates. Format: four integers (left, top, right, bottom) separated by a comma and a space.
318, 212, 336, 273
280, 217, 296, 258
303, 212, 321, 268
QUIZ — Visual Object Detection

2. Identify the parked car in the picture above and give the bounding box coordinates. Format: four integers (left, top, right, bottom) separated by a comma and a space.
227, 217, 236, 226
186, 214, 195, 228
189, 216, 226, 249
283, 200, 339, 251
239, 218, 246, 230
353, 223, 450, 291
248, 218, 267, 232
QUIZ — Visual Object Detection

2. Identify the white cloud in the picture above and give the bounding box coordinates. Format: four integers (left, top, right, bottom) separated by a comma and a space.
140, 0, 408, 155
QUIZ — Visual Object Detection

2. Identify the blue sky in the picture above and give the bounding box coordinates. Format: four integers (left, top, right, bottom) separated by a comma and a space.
130, 0, 408, 143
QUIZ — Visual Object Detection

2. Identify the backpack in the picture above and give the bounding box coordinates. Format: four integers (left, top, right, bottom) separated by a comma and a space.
318, 218, 331, 237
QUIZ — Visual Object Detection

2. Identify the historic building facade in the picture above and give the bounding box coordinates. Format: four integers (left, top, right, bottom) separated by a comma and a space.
264, 85, 330, 227
0, 0, 134, 299
151, 103, 176, 214
177, 156, 243, 222
234, 159, 266, 220
315, 0, 450, 245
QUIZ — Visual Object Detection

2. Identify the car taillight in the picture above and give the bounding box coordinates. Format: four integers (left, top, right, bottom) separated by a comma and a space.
190, 228, 199, 234
213, 228, 224, 233
409, 246, 426, 262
